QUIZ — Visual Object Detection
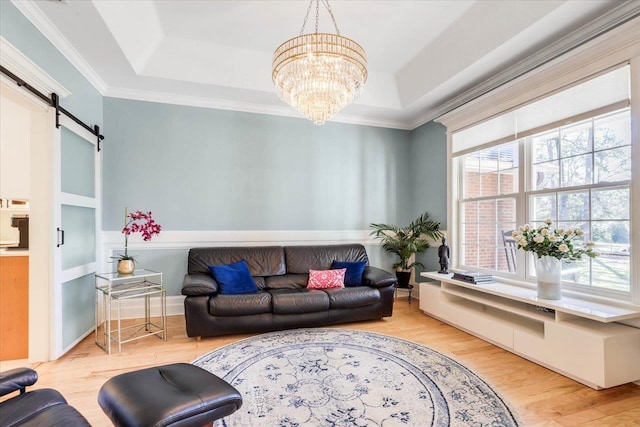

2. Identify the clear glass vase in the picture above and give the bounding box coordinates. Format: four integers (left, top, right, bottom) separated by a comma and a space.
535, 255, 562, 299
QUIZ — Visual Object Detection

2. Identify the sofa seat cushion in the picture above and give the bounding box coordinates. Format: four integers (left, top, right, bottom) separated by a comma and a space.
209, 292, 272, 316
265, 274, 308, 290
322, 287, 380, 309
270, 289, 330, 314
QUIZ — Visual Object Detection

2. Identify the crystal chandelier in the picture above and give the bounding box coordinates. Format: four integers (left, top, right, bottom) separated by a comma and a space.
272, 0, 367, 125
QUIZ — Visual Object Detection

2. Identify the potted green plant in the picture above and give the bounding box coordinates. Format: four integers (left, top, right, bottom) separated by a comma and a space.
370, 211, 443, 288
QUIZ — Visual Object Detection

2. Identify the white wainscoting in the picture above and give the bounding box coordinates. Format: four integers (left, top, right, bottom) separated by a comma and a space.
100, 229, 383, 319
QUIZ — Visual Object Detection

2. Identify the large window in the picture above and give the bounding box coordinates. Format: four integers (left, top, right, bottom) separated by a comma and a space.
454, 66, 634, 299
528, 110, 631, 292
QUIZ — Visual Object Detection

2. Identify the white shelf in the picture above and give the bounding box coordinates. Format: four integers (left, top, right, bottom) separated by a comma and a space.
419, 272, 640, 389
441, 285, 554, 323
421, 272, 640, 323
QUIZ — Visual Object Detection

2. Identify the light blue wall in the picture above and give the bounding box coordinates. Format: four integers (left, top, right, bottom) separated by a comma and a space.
1, 1, 103, 351
102, 98, 411, 231
409, 121, 448, 279
0, 2, 102, 127
4, 0, 448, 302
103, 98, 416, 293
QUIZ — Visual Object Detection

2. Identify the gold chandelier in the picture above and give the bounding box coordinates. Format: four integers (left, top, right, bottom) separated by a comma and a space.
272, 0, 367, 125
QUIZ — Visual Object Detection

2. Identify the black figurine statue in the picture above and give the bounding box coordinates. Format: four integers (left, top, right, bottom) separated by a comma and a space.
438, 237, 450, 274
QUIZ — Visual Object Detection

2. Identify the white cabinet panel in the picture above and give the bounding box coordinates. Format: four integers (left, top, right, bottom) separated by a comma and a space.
545, 320, 606, 387
419, 282, 450, 320
456, 304, 514, 349
513, 329, 549, 364
419, 279, 640, 389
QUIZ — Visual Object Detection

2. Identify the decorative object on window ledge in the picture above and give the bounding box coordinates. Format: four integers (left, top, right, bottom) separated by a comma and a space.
112, 208, 161, 274
272, 0, 367, 125
512, 219, 599, 299
438, 237, 451, 274
370, 211, 443, 288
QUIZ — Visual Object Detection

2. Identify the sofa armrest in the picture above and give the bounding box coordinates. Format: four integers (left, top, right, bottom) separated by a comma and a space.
362, 266, 397, 288
0, 367, 38, 397
182, 273, 218, 296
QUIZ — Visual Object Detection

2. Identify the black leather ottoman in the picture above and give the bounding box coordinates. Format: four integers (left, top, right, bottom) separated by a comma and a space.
98, 363, 242, 427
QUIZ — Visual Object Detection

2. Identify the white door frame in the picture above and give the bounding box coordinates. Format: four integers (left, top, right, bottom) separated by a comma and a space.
1, 36, 102, 361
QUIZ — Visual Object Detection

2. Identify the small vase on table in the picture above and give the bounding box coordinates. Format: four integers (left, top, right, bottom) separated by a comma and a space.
117, 259, 135, 275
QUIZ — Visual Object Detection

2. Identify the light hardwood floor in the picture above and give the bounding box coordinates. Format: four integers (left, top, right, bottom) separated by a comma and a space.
9, 300, 640, 426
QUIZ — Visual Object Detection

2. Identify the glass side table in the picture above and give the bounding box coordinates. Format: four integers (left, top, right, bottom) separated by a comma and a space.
95, 269, 166, 354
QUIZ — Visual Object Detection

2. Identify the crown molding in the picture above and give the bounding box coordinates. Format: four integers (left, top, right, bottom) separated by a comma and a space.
436, 15, 640, 132
412, 1, 640, 130
105, 86, 412, 130
16, 0, 635, 131
0, 36, 69, 99
11, 0, 108, 94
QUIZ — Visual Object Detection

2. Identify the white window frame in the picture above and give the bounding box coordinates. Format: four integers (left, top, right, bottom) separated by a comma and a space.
437, 18, 640, 305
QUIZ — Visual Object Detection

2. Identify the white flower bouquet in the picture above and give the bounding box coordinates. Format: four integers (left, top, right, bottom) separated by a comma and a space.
512, 219, 599, 261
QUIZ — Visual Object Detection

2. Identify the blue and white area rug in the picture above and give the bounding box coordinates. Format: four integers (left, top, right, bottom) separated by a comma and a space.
193, 328, 522, 427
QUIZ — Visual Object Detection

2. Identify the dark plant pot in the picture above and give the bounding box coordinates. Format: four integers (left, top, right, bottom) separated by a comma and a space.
396, 271, 411, 288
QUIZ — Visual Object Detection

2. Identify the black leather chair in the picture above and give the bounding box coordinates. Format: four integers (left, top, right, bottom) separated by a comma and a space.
0, 367, 90, 427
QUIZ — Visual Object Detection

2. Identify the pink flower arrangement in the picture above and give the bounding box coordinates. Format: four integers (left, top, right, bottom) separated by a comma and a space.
115, 209, 161, 260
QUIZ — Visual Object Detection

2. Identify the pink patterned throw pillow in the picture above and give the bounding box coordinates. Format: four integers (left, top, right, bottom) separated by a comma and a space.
308, 268, 346, 289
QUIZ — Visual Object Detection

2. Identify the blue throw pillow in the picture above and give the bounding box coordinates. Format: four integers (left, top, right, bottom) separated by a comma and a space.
208, 260, 258, 295
331, 260, 366, 287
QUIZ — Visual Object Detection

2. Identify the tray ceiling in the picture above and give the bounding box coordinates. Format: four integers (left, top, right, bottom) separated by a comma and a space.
15, 0, 629, 129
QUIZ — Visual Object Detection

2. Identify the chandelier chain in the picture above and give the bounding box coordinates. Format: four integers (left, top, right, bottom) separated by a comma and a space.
322, 0, 340, 35
299, 0, 314, 35
299, 0, 341, 35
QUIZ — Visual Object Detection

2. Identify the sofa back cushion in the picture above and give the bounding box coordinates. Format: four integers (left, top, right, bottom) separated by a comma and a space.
284, 244, 369, 274
265, 274, 308, 290
188, 246, 286, 277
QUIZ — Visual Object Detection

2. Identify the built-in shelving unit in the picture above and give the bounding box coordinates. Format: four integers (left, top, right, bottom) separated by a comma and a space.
420, 272, 640, 389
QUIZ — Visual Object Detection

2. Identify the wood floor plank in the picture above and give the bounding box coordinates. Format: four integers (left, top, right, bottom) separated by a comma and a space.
6, 300, 639, 426
555, 408, 608, 426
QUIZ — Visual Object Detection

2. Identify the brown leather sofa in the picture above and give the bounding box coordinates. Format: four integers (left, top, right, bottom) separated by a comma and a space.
182, 244, 396, 338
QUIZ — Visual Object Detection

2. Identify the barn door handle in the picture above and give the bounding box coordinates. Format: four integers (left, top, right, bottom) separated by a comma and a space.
57, 227, 64, 247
